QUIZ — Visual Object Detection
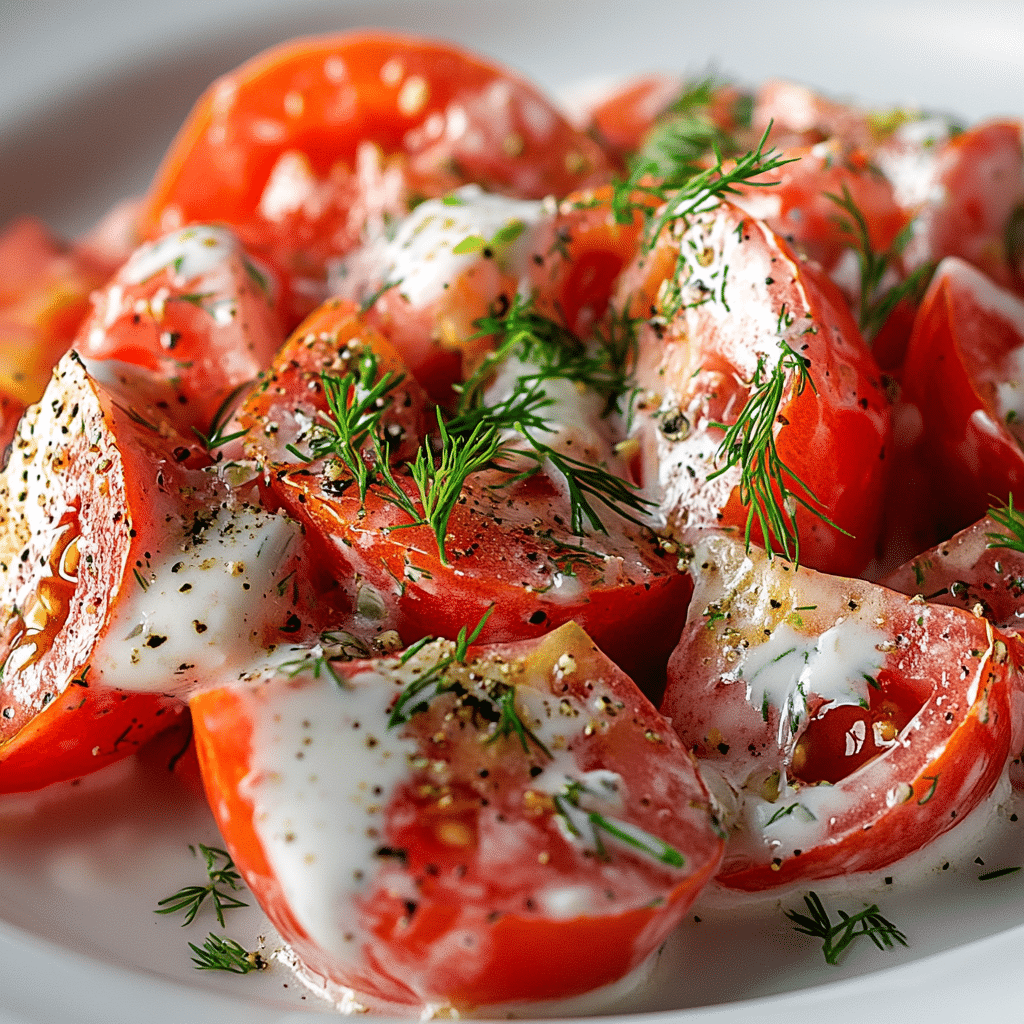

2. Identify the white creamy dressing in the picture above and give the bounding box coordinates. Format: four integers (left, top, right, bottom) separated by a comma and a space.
874, 116, 953, 210
84, 223, 273, 354
723, 617, 886, 751
482, 348, 629, 528
90, 501, 307, 696
240, 661, 417, 965
240, 629, 690, 1008
121, 225, 240, 287
638, 209, 810, 532
335, 185, 546, 308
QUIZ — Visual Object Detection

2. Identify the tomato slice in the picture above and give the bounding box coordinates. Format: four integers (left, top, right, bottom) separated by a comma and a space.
75, 224, 285, 437
902, 120, 1024, 293
190, 621, 724, 1012
235, 296, 430, 470
882, 510, 1024, 630
730, 141, 907, 292
272, 466, 690, 700
898, 256, 1024, 541
0, 352, 346, 791
617, 199, 891, 576
330, 183, 643, 403
140, 33, 612, 325
752, 79, 878, 152
662, 534, 1021, 890
0, 216, 112, 410
581, 74, 752, 168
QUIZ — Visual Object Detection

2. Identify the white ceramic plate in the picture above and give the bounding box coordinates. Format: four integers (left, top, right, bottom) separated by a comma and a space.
2, 1, 1024, 1021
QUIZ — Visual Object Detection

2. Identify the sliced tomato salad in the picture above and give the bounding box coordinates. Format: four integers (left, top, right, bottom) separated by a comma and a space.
4, 32, 1024, 1015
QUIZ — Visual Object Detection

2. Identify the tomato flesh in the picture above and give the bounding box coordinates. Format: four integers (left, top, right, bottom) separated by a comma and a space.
191, 622, 724, 1012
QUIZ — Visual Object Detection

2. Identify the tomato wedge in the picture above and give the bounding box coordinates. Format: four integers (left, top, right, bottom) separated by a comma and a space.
0, 352, 345, 791
882, 510, 1024, 631
191, 621, 724, 1013
75, 224, 285, 437
903, 120, 1024, 293
617, 199, 890, 576
0, 217, 113, 425
662, 534, 1021, 890
899, 256, 1024, 540
140, 33, 612, 324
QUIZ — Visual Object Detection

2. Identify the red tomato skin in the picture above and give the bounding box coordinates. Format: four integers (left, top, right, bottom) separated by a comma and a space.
906, 121, 1024, 292
582, 75, 752, 168
74, 226, 285, 436
143, 33, 610, 230
731, 141, 907, 282
0, 349, 342, 792
0, 353, 208, 790
619, 201, 891, 577
0, 217, 112, 408
662, 535, 1020, 891
191, 623, 724, 1011
139, 33, 612, 325
899, 257, 1024, 540
235, 297, 431, 468
270, 468, 691, 702
753, 80, 875, 152
350, 185, 644, 403
583, 73, 687, 164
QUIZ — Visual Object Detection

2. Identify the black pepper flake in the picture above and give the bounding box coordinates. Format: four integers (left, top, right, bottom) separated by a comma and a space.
145, 634, 168, 648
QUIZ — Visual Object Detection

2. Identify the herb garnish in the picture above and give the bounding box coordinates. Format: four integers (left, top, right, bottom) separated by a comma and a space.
708, 338, 846, 563
630, 75, 752, 187
189, 933, 267, 974
447, 294, 653, 535
156, 844, 248, 927
289, 349, 406, 501
192, 381, 250, 452
827, 185, 936, 341
986, 494, 1024, 554
553, 779, 686, 867
785, 891, 907, 964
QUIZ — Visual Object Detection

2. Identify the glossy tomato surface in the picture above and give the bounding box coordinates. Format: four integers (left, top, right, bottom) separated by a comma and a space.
899, 256, 1024, 541
662, 535, 1022, 890
140, 33, 614, 325
618, 199, 891, 576
191, 621, 724, 1012
75, 224, 285, 437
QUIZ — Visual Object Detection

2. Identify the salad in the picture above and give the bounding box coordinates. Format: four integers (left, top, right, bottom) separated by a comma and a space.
2, 28, 1024, 1018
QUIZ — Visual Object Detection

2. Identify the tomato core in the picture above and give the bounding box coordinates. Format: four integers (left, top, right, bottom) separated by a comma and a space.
790, 671, 923, 785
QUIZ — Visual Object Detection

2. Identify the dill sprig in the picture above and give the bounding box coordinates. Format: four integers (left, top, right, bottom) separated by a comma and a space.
192, 382, 251, 451
509, 433, 653, 534
630, 75, 752, 187
447, 294, 652, 535
387, 608, 549, 759
290, 349, 406, 501
785, 891, 907, 965
614, 123, 795, 248
458, 293, 629, 411
986, 494, 1024, 553
383, 411, 505, 565
553, 779, 686, 868
827, 185, 936, 341
189, 934, 267, 974
388, 607, 494, 727
708, 337, 846, 563
155, 844, 248, 927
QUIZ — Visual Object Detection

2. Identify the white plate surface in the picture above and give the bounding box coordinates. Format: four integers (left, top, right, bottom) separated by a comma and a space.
2, 1, 1024, 1022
